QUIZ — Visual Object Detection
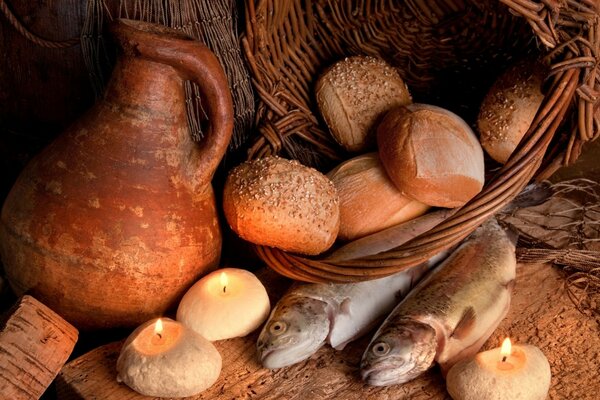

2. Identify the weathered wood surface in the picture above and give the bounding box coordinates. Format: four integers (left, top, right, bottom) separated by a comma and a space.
56, 263, 600, 399
0, 295, 78, 400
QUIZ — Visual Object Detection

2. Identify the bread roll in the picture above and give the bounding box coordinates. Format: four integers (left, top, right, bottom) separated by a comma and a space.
327, 153, 429, 241
315, 56, 412, 152
478, 59, 546, 164
377, 104, 485, 208
223, 156, 339, 255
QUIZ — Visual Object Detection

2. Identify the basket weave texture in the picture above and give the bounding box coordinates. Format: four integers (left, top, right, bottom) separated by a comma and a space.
242, 0, 600, 283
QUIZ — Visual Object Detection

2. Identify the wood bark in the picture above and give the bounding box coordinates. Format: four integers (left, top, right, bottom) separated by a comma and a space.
56, 263, 600, 399
0, 295, 78, 400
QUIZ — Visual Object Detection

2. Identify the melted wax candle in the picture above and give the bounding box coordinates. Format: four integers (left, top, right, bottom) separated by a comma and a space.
177, 268, 270, 341
116, 318, 221, 397
446, 338, 551, 400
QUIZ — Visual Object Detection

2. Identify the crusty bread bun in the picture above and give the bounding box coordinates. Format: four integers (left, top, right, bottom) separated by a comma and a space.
327, 153, 430, 241
478, 59, 546, 164
377, 104, 485, 208
315, 56, 412, 152
223, 156, 339, 255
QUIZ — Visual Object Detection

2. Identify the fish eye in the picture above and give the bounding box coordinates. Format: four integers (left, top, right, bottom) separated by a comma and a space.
269, 321, 287, 335
371, 342, 390, 357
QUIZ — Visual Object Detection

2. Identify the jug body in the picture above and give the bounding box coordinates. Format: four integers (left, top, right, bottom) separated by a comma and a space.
0, 20, 233, 329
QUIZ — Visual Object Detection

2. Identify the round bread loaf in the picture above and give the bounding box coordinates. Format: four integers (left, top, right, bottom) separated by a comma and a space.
478, 59, 546, 164
327, 153, 429, 241
315, 56, 412, 152
377, 104, 485, 208
223, 156, 340, 255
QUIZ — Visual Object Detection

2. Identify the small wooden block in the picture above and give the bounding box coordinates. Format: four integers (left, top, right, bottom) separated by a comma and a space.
0, 295, 78, 400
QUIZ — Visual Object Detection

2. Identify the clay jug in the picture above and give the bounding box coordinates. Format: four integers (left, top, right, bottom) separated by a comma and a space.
0, 19, 233, 329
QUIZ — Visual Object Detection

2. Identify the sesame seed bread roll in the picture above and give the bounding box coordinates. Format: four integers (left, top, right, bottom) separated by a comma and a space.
377, 104, 485, 208
223, 156, 340, 255
315, 56, 412, 152
478, 59, 546, 164
327, 153, 430, 241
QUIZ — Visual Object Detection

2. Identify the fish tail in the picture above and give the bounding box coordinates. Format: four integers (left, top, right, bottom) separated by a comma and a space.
500, 181, 553, 214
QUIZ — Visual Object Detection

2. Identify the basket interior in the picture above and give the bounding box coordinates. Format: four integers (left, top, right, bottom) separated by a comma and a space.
243, 0, 597, 282
246, 0, 540, 169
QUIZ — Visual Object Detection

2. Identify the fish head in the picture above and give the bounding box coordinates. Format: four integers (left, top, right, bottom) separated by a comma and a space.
257, 296, 329, 369
361, 319, 437, 386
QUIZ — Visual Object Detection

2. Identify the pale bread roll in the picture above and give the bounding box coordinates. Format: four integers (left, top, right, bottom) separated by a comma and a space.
315, 56, 412, 152
478, 59, 546, 164
327, 153, 429, 241
223, 156, 339, 255
377, 104, 485, 208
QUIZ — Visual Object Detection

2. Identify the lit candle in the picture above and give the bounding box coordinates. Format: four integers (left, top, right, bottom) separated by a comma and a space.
177, 268, 270, 341
446, 337, 551, 400
116, 318, 221, 397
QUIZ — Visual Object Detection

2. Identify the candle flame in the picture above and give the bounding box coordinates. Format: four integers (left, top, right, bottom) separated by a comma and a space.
154, 318, 164, 336
501, 337, 512, 359
220, 271, 228, 293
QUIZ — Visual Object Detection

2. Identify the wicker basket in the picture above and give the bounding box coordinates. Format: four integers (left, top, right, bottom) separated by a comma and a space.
241, 0, 599, 283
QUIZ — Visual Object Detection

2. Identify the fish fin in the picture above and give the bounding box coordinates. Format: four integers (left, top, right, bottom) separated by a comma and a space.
451, 307, 476, 340
439, 332, 489, 377
340, 298, 352, 315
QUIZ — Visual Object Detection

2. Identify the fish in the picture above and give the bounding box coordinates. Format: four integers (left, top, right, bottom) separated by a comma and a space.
360, 219, 517, 386
256, 251, 449, 369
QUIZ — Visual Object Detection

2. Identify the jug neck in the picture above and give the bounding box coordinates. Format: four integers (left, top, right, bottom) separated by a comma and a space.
103, 56, 187, 123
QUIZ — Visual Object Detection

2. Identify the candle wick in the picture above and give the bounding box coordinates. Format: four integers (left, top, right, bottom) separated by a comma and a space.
223, 285, 227, 294
156, 332, 162, 339
502, 355, 507, 362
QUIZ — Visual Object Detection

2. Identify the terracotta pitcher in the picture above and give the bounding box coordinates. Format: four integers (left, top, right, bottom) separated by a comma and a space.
0, 19, 233, 329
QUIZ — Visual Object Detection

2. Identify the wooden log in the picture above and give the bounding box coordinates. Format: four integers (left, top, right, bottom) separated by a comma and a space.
0, 295, 78, 400
56, 264, 600, 399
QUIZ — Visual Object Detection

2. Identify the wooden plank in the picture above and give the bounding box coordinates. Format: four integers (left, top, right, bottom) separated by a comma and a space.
56, 264, 600, 399
0, 295, 78, 400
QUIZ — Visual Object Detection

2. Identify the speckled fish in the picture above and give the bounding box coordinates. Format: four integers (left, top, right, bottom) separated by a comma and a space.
360, 219, 516, 386
257, 252, 449, 369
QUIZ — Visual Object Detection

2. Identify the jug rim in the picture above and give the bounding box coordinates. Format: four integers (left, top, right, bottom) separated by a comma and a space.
111, 18, 195, 48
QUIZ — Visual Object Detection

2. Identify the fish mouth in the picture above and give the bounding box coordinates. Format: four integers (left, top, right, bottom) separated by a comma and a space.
361, 366, 401, 387
361, 363, 418, 387
258, 340, 320, 369
259, 348, 312, 369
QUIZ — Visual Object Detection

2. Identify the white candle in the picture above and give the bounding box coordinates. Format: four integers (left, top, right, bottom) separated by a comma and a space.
177, 268, 270, 341
446, 338, 551, 400
116, 318, 221, 397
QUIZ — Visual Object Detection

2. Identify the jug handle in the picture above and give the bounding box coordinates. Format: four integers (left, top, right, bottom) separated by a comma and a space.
170, 43, 234, 189
113, 20, 234, 190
